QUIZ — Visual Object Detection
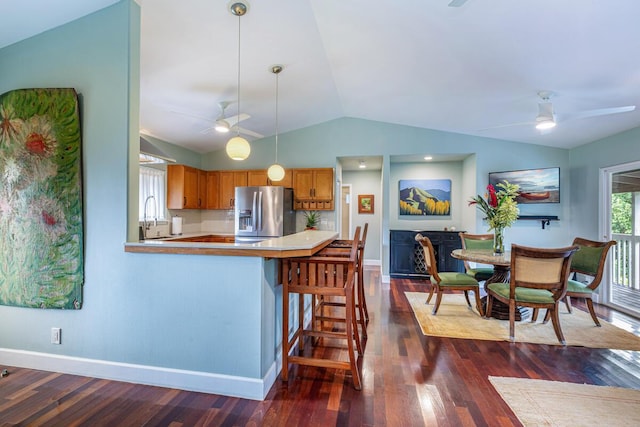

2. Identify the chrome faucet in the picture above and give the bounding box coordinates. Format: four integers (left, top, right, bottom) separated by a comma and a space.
143, 195, 156, 239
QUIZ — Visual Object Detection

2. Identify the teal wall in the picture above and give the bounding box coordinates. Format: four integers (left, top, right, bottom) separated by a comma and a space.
205, 118, 572, 271
2, 0, 638, 398
569, 127, 640, 240
0, 1, 280, 399
342, 170, 383, 262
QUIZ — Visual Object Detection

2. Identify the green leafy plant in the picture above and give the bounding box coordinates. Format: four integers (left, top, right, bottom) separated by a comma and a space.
304, 210, 320, 229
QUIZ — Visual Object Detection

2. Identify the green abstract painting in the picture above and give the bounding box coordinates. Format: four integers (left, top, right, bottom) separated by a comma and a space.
0, 88, 84, 309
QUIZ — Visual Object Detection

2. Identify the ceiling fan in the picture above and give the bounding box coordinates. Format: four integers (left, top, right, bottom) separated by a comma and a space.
199, 101, 263, 138
481, 91, 636, 132
165, 101, 264, 139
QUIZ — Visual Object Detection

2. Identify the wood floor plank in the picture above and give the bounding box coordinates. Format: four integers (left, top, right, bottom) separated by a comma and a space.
2, 268, 640, 426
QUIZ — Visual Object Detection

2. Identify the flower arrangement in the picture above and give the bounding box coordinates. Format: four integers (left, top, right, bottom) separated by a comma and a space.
468, 181, 520, 254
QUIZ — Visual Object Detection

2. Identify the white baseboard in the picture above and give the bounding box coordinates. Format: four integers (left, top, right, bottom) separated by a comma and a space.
0, 348, 276, 401
382, 274, 390, 283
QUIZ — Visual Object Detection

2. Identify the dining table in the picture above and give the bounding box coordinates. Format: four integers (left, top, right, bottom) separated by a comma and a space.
450, 248, 528, 320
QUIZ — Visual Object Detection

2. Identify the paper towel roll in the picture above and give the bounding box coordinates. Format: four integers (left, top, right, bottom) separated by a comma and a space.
171, 216, 183, 235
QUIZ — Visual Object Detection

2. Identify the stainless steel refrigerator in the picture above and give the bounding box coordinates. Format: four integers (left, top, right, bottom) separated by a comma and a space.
234, 186, 296, 242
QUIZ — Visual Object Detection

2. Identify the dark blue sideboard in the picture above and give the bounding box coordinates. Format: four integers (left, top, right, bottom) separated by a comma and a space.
390, 230, 464, 278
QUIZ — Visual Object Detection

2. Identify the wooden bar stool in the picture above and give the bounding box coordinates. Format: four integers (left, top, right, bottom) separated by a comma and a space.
317, 223, 369, 343
281, 227, 362, 390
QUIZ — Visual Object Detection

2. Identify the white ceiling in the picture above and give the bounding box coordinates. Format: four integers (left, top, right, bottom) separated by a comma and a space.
4, 0, 640, 154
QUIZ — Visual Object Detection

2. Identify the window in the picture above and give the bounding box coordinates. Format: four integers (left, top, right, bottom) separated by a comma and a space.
139, 166, 167, 221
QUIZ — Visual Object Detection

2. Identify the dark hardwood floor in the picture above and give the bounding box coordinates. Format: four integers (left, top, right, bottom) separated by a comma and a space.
2, 267, 640, 426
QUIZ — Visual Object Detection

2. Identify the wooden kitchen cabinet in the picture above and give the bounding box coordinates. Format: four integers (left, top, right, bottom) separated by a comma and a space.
205, 171, 219, 209
198, 169, 207, 209
167, 164, 201, 209
247, 169, 293, 187
292, 168, 334, 210
247, 170, 269, 186
273, 169, 293, 188
219, 171, 248, 209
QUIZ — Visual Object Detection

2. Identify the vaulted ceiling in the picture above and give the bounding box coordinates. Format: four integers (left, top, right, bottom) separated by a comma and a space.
4, 0, 640, 154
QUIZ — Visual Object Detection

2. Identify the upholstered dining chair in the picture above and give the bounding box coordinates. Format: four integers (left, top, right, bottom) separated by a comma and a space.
486, 244, 579, 345
533, 237, 616, 326
458, 232, 495, 282
415, 234, 483, 316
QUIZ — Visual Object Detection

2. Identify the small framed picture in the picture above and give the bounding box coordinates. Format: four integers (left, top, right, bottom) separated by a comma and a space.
358, 194, 374, 214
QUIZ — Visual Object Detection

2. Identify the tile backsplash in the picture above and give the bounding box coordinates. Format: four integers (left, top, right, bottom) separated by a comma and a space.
168, 209, 335, 235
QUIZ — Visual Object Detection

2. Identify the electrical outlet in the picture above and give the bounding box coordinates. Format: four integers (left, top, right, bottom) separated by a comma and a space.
51, 327, 61, 344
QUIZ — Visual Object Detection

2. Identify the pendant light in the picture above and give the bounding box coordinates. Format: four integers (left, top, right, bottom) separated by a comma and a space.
267, 65, 285, 182
225, 2, 251, 161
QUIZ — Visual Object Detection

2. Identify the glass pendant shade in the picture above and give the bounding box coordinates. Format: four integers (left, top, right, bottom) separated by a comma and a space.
226, 136, 250, 160
267, 163, 285, 181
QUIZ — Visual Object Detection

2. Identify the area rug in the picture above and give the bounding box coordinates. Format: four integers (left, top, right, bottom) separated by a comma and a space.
489, 376, 640, 426
405, 292, 640, 349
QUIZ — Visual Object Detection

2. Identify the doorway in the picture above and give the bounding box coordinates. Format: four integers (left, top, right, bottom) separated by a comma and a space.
340, 184, 352, 240
602, 161, 640, 316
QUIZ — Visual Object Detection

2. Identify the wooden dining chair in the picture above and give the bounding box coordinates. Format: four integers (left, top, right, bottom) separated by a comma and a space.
281, 227, 362, 390
458, 232, 495, 281
486, 244, 579, 345
415, 234, 483, 316
533, 237, 616, 326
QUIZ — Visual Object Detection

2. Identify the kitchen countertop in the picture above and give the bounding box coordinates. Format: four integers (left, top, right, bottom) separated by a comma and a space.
124, 230, 339, 258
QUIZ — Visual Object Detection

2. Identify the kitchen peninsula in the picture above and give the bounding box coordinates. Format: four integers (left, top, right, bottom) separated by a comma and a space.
125, 230, 337, 258
123, 230, 337, 400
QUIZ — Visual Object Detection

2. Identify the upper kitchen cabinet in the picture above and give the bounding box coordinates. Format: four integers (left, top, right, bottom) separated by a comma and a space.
205, 171, 219, 209
273, 169, 293, 188
198, 169, 207, 209
219, 170, 248, 209
292, 168, 334, 210
247, 170, 268, 186
167, 164, 201, 209
247, 169, 293, 187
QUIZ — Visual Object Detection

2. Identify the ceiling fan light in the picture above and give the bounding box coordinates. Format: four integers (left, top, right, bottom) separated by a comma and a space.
226, 136, 251, 160
215, 119, 230, 133
535, 118, 556, 130
267, 164, 285, 181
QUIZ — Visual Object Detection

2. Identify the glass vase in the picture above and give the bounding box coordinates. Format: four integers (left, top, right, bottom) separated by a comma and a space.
493, 227, 505, 255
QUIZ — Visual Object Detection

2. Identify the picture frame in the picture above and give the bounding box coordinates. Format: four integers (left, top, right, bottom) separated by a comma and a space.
399, 179, 451, 216
488, 167, 560, 204
358, 194, 374, 214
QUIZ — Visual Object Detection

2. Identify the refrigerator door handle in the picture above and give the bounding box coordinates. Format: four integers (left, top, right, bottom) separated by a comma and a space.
252, 191, 258, 231
257, 191, 263, 231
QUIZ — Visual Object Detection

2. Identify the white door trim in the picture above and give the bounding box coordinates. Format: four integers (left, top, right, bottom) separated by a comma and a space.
599, 159, 640, 308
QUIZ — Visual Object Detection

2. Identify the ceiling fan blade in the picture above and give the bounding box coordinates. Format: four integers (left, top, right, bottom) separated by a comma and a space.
225, 113, 251, 127
166, 107, 214, 124
560, 105, 636, 121
477, 121, 535, 131
232, 126, 264, 139
448, 0, 469, 7
199, 126, 215, 134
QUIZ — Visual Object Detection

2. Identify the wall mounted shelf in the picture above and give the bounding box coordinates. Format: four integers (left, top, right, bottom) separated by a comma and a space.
518, 215, 559, 230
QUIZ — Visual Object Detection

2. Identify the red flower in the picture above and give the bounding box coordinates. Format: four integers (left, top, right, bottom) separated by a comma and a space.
42, 210, 56, 226
26, 132, 47, 154
487, 184, 498, 207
